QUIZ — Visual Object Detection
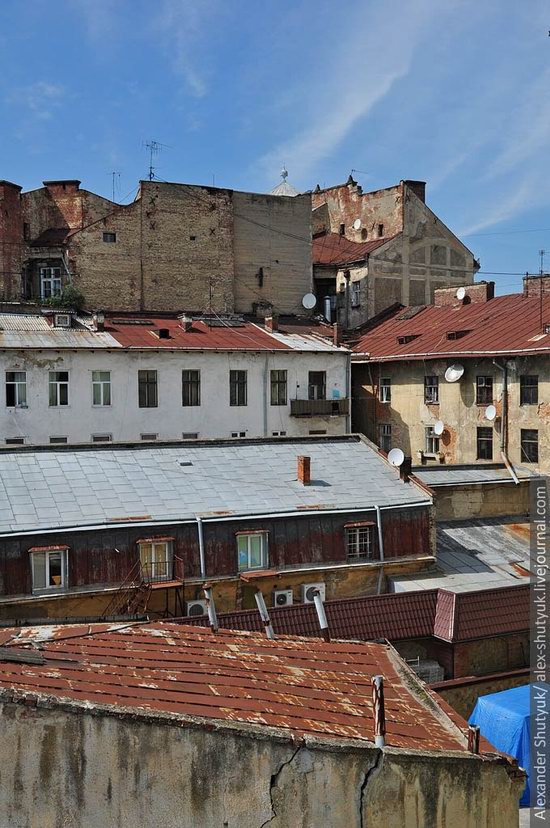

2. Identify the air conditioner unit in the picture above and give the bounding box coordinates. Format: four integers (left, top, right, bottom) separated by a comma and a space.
186, 599, 208, 617
273, 589, 293, 607
302, 583, 326, 603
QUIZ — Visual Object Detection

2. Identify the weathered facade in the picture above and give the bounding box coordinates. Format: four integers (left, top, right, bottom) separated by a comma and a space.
312, 177, 478, 328
352, 279, 550, 474
0, 178, 312, 314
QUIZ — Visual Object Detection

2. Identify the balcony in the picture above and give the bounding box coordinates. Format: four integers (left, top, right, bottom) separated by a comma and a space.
290, 398, 349, 418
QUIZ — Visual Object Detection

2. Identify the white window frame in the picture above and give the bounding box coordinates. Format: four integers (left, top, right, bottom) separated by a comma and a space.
424, 375, 439, 404
425, 426, 440, 455
138, 540, 173, 582
92, 370, 112, 407
31, 548, 68, 593
6, 370, 27, 408
40, 266, 62, 299
49, 371, 69, 407
237, 532, 268, 571
346, 525, 374, 561
350, 280, 361, 308
379, 377, 391, 403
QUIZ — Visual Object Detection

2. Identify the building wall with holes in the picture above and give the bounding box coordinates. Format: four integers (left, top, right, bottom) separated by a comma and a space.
1, 347, 349, 445
352, 354, 550, 473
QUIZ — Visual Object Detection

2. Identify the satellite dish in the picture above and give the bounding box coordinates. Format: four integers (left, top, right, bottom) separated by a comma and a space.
353, 218, 362, 230
485, 404, 497, 421
445, 363, 465, 383
302, 293, 316, 310
456, 286, 466, 301
433, 420, 445, 436
388, 448, 405, 467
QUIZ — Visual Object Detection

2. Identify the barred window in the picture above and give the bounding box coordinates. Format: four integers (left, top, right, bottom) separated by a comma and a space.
346, 525, 374, 561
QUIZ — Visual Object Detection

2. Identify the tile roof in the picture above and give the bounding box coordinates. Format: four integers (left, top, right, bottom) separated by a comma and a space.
433, 585, 529, 642
352, 292, 550, 359
0, 621, 469, 752
0, 436, 431, 535
312, 233, 396, 266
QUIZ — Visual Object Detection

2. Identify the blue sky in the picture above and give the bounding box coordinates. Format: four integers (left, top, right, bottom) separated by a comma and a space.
1, 0, 549, 293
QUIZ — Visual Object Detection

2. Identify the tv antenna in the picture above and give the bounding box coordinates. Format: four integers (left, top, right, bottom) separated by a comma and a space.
539, 249, 546, 276
144, 140, 170, 181
109, 171, 120, 203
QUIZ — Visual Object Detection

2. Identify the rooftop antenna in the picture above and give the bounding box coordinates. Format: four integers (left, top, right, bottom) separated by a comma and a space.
109, 171, 120, 203
539, 250, 546, 331
540, 249, 546, 276
144, 140, 170, 181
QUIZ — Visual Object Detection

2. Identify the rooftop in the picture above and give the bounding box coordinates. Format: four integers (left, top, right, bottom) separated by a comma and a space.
412, 463, 538, 487
352, 292, 550, 359
0, 435, 431, 536
0, 313, 120, 349
0, 621, 471, 751
312, 232, 395, 266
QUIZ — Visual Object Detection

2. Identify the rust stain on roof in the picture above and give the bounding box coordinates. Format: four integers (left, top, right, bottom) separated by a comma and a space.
0, 622, 471, 753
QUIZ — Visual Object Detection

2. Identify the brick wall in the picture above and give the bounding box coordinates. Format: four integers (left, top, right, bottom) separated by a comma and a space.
434, 281, 495, 307
0, 181, 23, 300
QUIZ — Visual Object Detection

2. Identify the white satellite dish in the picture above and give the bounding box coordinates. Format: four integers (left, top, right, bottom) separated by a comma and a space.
445, 364, 465, 383
387, 448, 405, 467
485, 404, 497, 421
456, 286, 466, 301
353, 218, 362, 230
302, 293, 316, 310
433, 420, 445, 436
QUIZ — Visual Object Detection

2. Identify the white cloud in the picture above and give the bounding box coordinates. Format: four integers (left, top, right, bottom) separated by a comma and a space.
459, 172, 544, 236
156, 0, 219, 98
8, 82, 65, 120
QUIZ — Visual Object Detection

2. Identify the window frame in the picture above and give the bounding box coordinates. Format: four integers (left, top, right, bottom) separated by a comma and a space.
30, 547, 68, 594
236, 531, 268, 572
6, 370, 27, 408
476, 376, 493, 405
425, 426, 440, 455
138, 539, 173, 583
521, 429, 539, 463
379, 423, 392, 453
350, 280, 361, 308
102, 232, 117, 243
39, 266, 62, 299
182, 369, 201, 407
308, 370, 326, 401
476, 426, 493, 460
270, 369, 287, 406
49, 370, 69, 407
520, 375, 538, 406
138, 369, 158, 408
346, 524, 375, 561
230, 370, 247, 406
424, 375, 439, 404
379, 377, 391, 403
92, 370, 112, 407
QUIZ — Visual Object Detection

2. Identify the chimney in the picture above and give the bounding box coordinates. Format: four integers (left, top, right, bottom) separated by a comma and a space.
403, 180, 426, 203
399, 456, 412, 483
43, 179, 81, 194
297, 455, 311, 485
433, 281, 495, 307
332, 323, 341, 346
523, 274, 550, 298
92, 311, 105, 332
179, 315, 193, 332
265, 314, 279, 332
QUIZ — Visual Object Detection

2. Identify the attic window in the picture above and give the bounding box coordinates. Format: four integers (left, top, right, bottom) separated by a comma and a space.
339, 223, 345, 236
446, 330, 470, 340
397, 334, 419, 345
103, 232, 116, 243
377, 224, 384, 237
152, 328, 171, 340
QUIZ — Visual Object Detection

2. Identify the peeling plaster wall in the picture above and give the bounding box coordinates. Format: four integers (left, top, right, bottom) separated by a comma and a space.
0, 702, 523, 828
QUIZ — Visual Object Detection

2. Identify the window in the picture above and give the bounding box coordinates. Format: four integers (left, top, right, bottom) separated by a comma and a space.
230, 370, 247, 406
424, 376, 439, 404
377, 224, 384, 237
102, 232, 116, 243
49, 436, 68, 444
361, 228, 368, 241
477, 427, 493, 460
92, 371, 111, 406
138, 370, 158, 408
138, 540, 173, 582
520, 375, 538, 406
182, 370, 201, 407
425, 426, 440, 455
40, 266, 62, 299
49, 371, 69, 407
350, 280, 361, 308
5, 437, 24, 445
6, 371, 27, 407
521, 429, 539, 463
182, 432, 199, 439
379, 424, 392, 453
476, 376, 493, 405
346, 525, 374, 561
272, 430, 287, 436
379, 377, 391, 403
31, 548, 68, 592
270, 370, 287, 405
308, 371, 326, 400
91, 434, 112, 443
339, 223, 345, 235
237, 532, 268, 571
140, 433, 158, 441
309, 429, 326, 435
231, 431, 246, 438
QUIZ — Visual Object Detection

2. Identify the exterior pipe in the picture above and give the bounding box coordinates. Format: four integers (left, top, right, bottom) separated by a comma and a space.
375, 505, 385, 595
371, 675, 386, 748
203, 584, 218, 633
345, 350, 352, 433
196, 516, 206, 579
312, 590, 330, 642
254, 590, 275, 639
468, 725, 480, 754
493, 360, 520, 485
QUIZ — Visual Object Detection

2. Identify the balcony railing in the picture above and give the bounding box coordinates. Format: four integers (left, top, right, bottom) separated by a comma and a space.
140, 558, 175, 584
290, 398, 349, 417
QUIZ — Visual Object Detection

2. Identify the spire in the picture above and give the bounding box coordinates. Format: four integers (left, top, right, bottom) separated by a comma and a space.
270, 165, 299, 197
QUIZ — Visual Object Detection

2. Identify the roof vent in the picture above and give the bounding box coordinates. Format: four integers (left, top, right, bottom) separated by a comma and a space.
446, 329, 470, 340
397, 334, 419, 345
156, 328, 171, 339
179, 315, 193, 332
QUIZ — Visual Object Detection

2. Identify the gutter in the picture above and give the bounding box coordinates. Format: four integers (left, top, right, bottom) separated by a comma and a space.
493, 359, 520, 485
352, 346, 550, 361
196, 516, 206, 579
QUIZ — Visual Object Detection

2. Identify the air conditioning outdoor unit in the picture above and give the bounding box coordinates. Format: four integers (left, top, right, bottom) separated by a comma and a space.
302, 582, 326, 603
273, 589, 293, 607
186, 599, 208, 617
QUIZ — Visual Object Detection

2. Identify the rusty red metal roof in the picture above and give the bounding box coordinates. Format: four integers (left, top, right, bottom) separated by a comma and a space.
105, 317, 291, 350
313, 233, 396, 266
434, 585, 529, 642
0, 621, 469, 752
352, 292, 550, 359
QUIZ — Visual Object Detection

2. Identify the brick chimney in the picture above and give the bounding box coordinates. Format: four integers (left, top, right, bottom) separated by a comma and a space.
433, 281, 495, 307
179, 315, 193, 332
43, 180, 81, 193
523, 274, 550, 297
265, 314, 279, 332
297, 456, 311, 485
92, 311, 105, 332
332, 323, 341, 346
402, 180, 426, 203
399, 456, 412, 483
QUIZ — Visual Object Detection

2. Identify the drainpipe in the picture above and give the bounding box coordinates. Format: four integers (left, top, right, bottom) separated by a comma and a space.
262, 353, 268, 437
196, 516, 206, 579
345, 350, 352, 432
493, 360, 520, 485
375, 504, 385, 594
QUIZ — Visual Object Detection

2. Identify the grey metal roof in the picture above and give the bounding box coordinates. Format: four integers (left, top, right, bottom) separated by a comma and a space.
413, 464, 537, 487
390, 516, 531, 593
0, 313, 121, 349
0, 437, 430, 535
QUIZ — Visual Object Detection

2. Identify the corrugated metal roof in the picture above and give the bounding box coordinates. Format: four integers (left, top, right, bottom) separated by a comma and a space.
0, 314, 51, 331
313, 233, 396, 266
105, 318, 292, 351
0, 621, 469, 751
0, 313, 121, 349
413, 464, 537, 487
352, 293, 550, 359
0, 437, 431, 535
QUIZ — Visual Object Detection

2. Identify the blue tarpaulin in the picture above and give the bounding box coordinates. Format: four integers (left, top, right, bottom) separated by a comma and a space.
469, 684, 531, 805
